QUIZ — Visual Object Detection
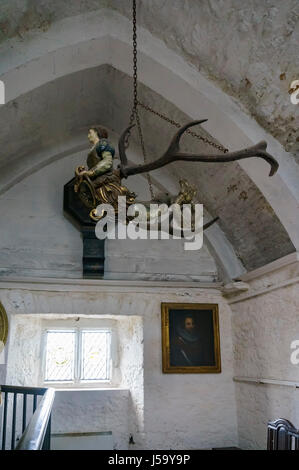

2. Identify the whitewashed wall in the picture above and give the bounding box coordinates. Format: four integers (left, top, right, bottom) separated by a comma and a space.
52, 389, 130, 450
3, 313, 143, 450
229, 259, 299, 449
0, 281, 238, 450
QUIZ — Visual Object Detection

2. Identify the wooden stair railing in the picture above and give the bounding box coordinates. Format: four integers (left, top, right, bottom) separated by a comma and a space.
0, 385, 55, 450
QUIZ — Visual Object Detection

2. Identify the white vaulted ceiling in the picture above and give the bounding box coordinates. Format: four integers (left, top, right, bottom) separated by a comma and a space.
0, 2, 298, 279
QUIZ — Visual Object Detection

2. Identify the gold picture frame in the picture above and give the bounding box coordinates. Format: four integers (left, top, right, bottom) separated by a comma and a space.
0, 302, 8, 345
161, 302, 221, 373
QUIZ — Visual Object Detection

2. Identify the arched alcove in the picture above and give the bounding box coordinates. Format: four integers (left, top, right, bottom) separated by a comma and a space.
0, 8, 298, 280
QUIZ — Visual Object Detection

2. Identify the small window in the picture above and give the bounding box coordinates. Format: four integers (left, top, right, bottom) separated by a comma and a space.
81, 330, 110, 381
43, 328, 111, 384
45, 330, 76, 382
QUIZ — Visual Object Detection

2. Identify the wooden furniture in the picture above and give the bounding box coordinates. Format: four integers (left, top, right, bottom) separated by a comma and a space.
267, 418, 299, 450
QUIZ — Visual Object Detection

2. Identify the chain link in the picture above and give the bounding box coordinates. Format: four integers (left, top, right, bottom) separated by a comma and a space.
126, 0, 228, 201
137, 101, 228, 153
125, 0, 138, 147
126, 0, 155, 199
130, 0, 138, 122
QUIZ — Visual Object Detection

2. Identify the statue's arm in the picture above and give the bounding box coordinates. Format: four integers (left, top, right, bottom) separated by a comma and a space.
90, 151, 113, 177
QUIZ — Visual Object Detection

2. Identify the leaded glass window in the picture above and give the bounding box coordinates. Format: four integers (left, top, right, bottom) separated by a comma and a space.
44, 328, 111, 384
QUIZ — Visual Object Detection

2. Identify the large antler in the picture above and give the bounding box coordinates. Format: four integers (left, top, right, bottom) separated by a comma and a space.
119, 120, 279, 178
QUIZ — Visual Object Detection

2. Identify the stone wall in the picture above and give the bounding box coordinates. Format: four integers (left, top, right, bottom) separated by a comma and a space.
52, 389, 130, 450
0, 1, 297, 155
0, 280, 238, 450
229, 257, 299, 449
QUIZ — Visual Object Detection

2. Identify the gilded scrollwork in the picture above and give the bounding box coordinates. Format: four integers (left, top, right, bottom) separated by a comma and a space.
0, 302, 8, 346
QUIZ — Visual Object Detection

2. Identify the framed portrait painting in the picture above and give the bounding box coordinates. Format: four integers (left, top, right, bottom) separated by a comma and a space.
161, 303, 221, 373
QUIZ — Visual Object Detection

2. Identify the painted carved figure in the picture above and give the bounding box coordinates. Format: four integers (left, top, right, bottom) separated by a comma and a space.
74, 121, 279, 229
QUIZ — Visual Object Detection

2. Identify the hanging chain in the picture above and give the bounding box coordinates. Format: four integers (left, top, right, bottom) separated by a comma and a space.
125, 0, 138, 142
126, 0, 228, 201
126, 0, 155, 199
129, 0, 138, 125
137, 101, 228, 153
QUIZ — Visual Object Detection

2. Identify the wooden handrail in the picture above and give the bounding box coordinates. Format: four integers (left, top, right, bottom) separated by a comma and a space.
15, 388, 55, 450
1, 385, 51, 450
0, 385, 48, 395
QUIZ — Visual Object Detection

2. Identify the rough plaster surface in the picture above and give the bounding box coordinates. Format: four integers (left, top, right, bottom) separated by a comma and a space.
230, 263, 299, 449
118, 316, 144, 439
0, 283, 238, 449
234, 383, 299, 450
4, 313, 143, 450
5, 315, 41, 387
52, 389, 130, 450
0, 0, 298, 157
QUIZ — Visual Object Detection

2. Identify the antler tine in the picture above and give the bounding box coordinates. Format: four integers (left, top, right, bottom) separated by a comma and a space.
118, 124, 135, 167
256, 149, 279, 177
168, 119, 208, 152
147, 215, 219, 237
118, 126, 279, 179
173, 140, 278, 177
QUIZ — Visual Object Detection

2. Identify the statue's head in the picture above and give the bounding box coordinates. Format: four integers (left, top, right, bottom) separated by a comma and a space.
88, 126, 108, 144
184, 316, 195, 332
